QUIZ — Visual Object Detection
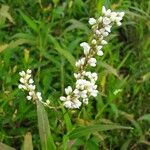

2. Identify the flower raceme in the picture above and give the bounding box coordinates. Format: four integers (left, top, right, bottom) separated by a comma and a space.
18, 69, 50, 106
60, 6, 125, 109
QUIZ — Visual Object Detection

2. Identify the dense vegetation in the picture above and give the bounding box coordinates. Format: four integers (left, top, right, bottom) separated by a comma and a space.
0, 0, 150, 149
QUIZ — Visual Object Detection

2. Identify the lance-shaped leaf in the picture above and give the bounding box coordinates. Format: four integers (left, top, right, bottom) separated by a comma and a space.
69, 124, 133, 139
23, 132, 33, 150
0, 142, 16, 150
36, 100, 56, 150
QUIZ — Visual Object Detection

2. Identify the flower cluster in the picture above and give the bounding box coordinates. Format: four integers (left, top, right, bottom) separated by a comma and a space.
60, 6, 125, 109
18, 69, 43, 102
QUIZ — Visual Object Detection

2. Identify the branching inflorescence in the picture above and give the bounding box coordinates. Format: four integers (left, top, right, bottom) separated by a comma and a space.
18, 6, 124, 109
60, 6, 125, 109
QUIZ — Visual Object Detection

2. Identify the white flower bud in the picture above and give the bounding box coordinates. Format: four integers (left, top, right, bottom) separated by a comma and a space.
101, 40, 107, 45
105, 25, 111, 32
65, 86, 72, 95
119, 12, 125, 17
18, 84, 23, 89
102, 6, 107, 14
27, 69, 32, 74
60, 96, 66, 101
29, 79, 34, 84
88, 18, 96, 25
19, 71, 25, 76
96, 45, 102, 51
116, 21, 122, 26
91, 39, 97, 44
97, 50, 104, 56
80, 42, 90, 55
88, 58, 96, 67
26, 96, 32, 100
20, 78, 25, 84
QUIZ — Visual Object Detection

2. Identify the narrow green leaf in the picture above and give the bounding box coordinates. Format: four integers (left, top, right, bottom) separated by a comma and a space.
48, 35, 76, 68
0, 142, 16, 150
36, 100, 56, 150
69, 124, 133, 139
121, 139, 132, 150
23, 132, 33, 150
19, 11, 38, 33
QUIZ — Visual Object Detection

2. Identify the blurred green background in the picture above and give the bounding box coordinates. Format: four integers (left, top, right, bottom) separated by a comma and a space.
0, 0, 150, 149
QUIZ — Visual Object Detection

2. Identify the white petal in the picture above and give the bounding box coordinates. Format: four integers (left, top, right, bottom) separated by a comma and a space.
102, 6, 106, 14
60, 96, 66, 101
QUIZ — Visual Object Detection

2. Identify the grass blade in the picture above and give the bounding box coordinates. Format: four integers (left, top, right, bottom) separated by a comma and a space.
0, 142, 16, 150
36, 100, 56, 150
23, 132, 33, 150
19, 11, 38, 33
69, 124, 133, 139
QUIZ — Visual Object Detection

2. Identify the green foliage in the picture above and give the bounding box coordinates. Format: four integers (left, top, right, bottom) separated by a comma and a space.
0, 0, 150, 149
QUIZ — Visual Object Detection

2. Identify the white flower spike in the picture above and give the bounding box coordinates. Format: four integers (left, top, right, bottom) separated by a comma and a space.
60, 6, 125, 109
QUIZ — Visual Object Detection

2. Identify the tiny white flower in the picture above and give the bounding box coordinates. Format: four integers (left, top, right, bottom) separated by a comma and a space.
119, 12, 125, 17
19, 71, 25, 76
101, 40, 108, 45
88, 18, 96, 25
105, 9, 111, 16
88, 58, 96, 67
29, 91, 34, 96
26, 95, 32, 100
96, 45, 102, 51
95, 30, 101, 35
102, 31, 109, 37
105, 25, 111, 32
65, 86, 72, 95
25, 74, 31, 80
91, 39, 97, 45
18, 84, 23, 89
64, 101, 72, 108
103, 17, 111, 25
110, 12, 117, 21
27, 69, 32, 74
73, 99, 82, 108
80, 42, 90, 55
20, 78, 25, 84
60, 96, 66, 101
29, 79, 34, 84
116, 21, 122, 26
97, 50, 104, 56
28, 85, 36, 91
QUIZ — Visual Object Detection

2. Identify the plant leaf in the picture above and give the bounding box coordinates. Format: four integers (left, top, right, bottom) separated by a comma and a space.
0, 142, 16, 150
23, 132, 33, 150
36, 100, 56, 150
0, 5, 15, 23
19, 11, 38, 33
69, 124, 133, 139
